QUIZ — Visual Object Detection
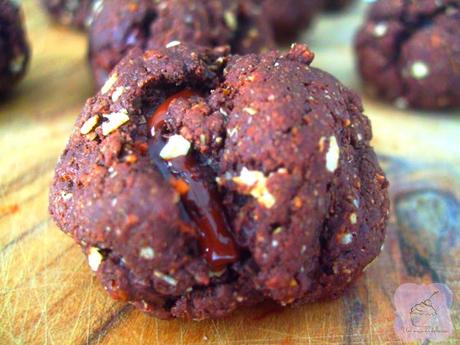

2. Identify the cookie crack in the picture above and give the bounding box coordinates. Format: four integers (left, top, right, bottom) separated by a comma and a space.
137, 9, 157, 51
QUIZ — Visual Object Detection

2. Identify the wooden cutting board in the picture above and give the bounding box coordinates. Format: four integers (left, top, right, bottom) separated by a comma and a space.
1, 1, 459, 344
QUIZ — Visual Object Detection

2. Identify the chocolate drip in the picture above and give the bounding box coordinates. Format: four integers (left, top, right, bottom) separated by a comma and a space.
148, 90, 239, 271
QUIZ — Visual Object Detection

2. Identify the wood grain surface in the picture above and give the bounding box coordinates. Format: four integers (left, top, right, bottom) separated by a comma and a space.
1, 1, 459, 344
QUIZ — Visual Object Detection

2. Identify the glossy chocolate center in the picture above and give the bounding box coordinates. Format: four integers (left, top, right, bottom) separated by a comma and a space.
148, 90, 239, 271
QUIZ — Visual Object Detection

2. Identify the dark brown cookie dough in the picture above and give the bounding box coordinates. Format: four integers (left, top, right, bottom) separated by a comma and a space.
323, 0, 354, 11
41, 0, 95, 29
257, 0, 322, 42
355, 0, 460, 109
50, 43, 389, 320
0, 0, 30, 93
88, 0, 275, 88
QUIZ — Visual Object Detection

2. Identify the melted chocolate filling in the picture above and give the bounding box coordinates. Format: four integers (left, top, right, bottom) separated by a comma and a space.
148, 90, 239, 271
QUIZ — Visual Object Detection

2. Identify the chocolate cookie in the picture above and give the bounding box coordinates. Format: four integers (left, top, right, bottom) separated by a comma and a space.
0, 0, 30, 93
355, 0, 460, 109
257, 0, 322, 42
323, 0, 354, 11
88, 0, 275, 88
50, 43, 389, 320
41, 0, 95, 29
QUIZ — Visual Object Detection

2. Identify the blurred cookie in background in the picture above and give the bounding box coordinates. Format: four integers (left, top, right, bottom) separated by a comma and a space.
256, 0, 323, 42
88, 0, 275, 88
0, 0, 30, 94
41, 0, 96, 29
355, 0, 460, 110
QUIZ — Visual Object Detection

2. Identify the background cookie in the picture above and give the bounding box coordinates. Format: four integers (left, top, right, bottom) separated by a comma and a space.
50, 43, 389, 320
41, 0, 95, 29
355, 0, 460, 109
88, 0, 275, 88
257, 0, 323, 42
0, 0, 30, 94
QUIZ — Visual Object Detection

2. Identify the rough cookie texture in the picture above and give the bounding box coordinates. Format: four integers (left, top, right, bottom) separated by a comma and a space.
50, 43, 389, 320
41, 0, 96, 29
355, 0, 460, 109
257, 0, 322, 42
88, 0, 275, 87
0, 0, 29, 93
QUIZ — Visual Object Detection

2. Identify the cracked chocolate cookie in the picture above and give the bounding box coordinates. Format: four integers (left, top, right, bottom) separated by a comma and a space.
257, 0, 322, 42
355, 0, 460, 109
49, 43, 389, 320
41, 0, 96, 29
0, 0, 30, 93
88, 0, 275, 88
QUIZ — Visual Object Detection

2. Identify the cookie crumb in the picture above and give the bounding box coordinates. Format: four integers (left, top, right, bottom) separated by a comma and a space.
88, 247, 104, 271
102, 109, 130, 135
223, 11, 237, 31
80, 115, 100, 135
111, 86, 125, 102
60, 191, 73, 201
139, 246, 155, 259
349, 213, 357, 224
325, 136, 340, 172
409, 61, 430, 80
233, 168, 276, 208
352, 198, 360, 208
154, 271, 177, 286
340, 233, 353, 245
166, 40, 181, 48
101, 72, 118, 94
160, 135, 191, 160
243, 107, 258, 115
227, 128, 238, 138
273, 226, 283, 235
373, 22, 388, 37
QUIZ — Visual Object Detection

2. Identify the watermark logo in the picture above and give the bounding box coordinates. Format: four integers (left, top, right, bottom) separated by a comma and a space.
394, 283, 453, 342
